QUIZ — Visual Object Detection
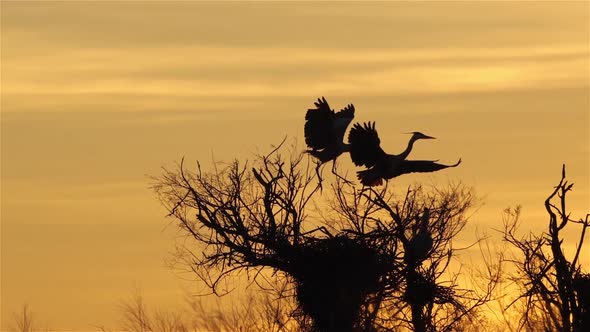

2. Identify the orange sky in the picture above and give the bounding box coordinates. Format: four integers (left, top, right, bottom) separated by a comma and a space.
1, 2, 588, 330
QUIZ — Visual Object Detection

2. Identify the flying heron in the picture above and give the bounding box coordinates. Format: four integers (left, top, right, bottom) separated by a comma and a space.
348, 122, 461, 186
304, 97, 355, 183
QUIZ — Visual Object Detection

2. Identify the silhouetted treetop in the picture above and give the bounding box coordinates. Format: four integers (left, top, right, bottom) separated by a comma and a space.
503, 165, 589, 332
151, 138, 494, 332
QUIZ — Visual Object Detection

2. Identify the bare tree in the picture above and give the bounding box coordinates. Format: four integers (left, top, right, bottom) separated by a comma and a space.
153, 142, 334, 329
188, 280, 300, 332
152, 142, 321, 293
330, 179, 499, 332
503, 165, 590, 332
11, 304, 35, 332
120, 290, 189, 332
152, 142, 494, 331
118, 283, 298, 332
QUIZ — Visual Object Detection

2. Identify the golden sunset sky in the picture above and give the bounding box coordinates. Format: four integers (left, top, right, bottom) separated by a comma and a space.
1, 1, 588, 330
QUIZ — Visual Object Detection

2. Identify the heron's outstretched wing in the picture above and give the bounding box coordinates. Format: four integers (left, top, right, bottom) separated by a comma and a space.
332, 103, 355, 141
348, 122, 386, 167
304, 97, 337, 150
391, 158, 462, 178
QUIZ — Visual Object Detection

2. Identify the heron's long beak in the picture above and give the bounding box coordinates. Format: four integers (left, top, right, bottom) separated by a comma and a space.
403, 132, 436, 139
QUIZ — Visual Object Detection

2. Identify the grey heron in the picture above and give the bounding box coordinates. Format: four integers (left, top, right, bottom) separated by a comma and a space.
304, 97, 355, 182
348, 122, 461, 186
406, 208, 434, 265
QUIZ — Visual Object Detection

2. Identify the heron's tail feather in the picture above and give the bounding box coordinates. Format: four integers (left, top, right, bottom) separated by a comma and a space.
357, 168, 383, 187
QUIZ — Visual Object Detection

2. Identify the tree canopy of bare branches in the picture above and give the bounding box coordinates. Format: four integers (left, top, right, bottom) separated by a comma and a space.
11, 304, 35, 332
503, 165, 590, 332
330, 179, 496, 332
152, 142, 495, 331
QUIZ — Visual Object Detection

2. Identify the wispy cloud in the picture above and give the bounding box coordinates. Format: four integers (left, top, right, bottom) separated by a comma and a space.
3, 46, 587, 112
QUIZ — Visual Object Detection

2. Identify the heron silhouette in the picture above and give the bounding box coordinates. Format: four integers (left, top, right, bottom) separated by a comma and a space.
348, 122, 461, 186
406, 208, 433, 265
304, 97, 355, 183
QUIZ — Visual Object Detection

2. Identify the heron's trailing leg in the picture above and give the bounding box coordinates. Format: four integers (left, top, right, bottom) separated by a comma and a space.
331, 159, 353, 185
314, 161, 324, 190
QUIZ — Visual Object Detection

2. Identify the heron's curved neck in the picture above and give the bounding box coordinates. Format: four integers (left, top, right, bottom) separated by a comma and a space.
399, 136, 418, 159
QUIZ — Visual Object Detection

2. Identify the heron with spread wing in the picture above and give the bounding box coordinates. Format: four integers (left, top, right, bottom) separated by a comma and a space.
304, 97, 355, 182
348, 122, 461, 186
